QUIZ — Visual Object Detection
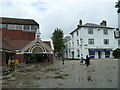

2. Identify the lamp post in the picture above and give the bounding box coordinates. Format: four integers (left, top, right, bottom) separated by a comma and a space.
62, 47, 64, 65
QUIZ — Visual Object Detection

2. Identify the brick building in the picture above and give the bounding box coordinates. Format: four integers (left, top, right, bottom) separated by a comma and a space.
0, 17, 54, 66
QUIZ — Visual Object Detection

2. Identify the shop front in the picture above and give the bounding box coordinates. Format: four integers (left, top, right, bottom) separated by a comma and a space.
89, 49, 113, 59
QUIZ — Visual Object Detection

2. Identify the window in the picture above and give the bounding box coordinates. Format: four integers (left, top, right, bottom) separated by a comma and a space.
72, 33, 74, 38
88, 28, 93, 34
69, 42, 71, 48
0, 24, 6, 28
89, 51, 95, 55
31, 25, 38, 30
118, 40, 120, 45
77, 31, 79, 36
103, 29, 108, 35
77, 40, 79, 45
16, 25, 22, 30
72, 42, 74, 46
77, 50, 80, 57
89, 51, 95, 58
23, 25, 30, 30
8, 24, 16, 30
0, 24, 2, 28
88, 39, 94, 45
104, 39, 109, 45
105, 51, 110, 58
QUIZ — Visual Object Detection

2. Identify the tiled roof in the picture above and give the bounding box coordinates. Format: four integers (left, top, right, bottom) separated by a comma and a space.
3, 40, 31, 50
83, 23, 114, 29
43, 41, 51, 48
70, 23, 114, 34
0, 39, 15, 51
1, 39, 53, 52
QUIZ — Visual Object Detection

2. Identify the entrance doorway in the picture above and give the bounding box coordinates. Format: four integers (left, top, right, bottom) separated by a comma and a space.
25, 54, 48, 63
98, 51, 101, 59
72, 51, 74, 59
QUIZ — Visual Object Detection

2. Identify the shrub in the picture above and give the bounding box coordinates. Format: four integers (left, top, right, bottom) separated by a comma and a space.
113, 48, 120, 58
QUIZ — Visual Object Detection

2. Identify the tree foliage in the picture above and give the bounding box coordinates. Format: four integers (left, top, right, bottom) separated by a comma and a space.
113, 48, 120, 58
115, 0, 120, 13
51, 28, 65, 53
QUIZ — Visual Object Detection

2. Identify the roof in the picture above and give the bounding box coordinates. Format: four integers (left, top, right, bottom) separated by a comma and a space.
0, 17, 39, 26
84, 23, 114, 29
43, 41, 51, 48
1, 39, 53, 52
0, 39, 15, 51
70, 23, 115, 34
2, 40, 31, 50
64, 36, 71, 42
21, 38, 54, 53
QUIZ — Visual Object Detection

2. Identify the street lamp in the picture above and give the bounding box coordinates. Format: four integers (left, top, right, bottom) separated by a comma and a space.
62, 47, 64, 65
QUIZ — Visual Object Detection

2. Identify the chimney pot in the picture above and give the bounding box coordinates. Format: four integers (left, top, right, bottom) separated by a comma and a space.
79, 19, 82, 25
100, 20, 107, 26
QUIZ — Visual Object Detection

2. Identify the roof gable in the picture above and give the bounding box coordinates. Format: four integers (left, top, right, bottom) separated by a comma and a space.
20, 38, 53, 54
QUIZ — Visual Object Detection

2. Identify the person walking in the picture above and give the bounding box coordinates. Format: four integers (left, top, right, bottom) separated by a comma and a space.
86, 55, 90, 67
80, 54, 84, 65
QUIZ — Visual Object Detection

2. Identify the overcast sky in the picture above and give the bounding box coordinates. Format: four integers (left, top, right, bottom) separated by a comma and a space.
0, 0, 118, 40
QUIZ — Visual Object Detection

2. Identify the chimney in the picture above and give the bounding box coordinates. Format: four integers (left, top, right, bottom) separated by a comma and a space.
100, 20, 107, 26
79, 19, 82, 25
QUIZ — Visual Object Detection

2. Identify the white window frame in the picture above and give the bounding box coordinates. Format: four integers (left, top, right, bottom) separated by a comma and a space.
23, 25, 30, 30
31, 25, 38, 31
77, 31, 79, 36
104, 39, 109, 45
16, 25, 22, 30
103, 29, 108, 35
88, 39, 94, 45
77, 39, 79, 45
88, 28, 93, 34
7, 24, 16, 30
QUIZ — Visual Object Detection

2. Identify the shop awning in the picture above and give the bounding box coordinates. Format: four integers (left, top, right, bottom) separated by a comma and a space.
89, 49, 113, 52
105, 49, 113, 51
89, 49, 97, 52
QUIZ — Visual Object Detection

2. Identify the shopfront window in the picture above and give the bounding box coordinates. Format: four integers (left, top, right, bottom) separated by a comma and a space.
105, 51, 110, 58
89, 51, 95, 58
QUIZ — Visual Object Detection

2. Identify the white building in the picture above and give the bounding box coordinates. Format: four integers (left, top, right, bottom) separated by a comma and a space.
64, 20, 118, 59
118, 13, 120, 29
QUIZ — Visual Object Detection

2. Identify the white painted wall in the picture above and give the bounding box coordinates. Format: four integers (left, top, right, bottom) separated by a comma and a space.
65, 26, 118, 59
118, 13, 120, 29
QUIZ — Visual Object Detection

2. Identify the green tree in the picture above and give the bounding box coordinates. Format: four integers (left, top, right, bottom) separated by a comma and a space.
113, 48, 120, 58
115, 0, 120, 13
51, 28, 65, 59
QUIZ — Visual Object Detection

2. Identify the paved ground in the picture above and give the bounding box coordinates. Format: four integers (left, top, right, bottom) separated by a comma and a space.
2, 59, 118, 88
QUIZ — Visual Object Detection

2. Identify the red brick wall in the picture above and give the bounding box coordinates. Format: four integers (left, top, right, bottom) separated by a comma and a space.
14, 54, 24, 63
48, 54, 53, 64
2, 28, 35, 41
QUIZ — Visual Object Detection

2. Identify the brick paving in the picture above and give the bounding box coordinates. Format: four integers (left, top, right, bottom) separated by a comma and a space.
1, 59, 118, 88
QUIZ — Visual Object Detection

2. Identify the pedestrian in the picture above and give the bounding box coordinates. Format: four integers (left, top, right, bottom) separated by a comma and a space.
80, 54, 84, 65
86, 55, 90, 67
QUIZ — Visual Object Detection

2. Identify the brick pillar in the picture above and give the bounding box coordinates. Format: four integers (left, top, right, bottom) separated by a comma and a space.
48, 54, 53, 64
2, 52, 6, 66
